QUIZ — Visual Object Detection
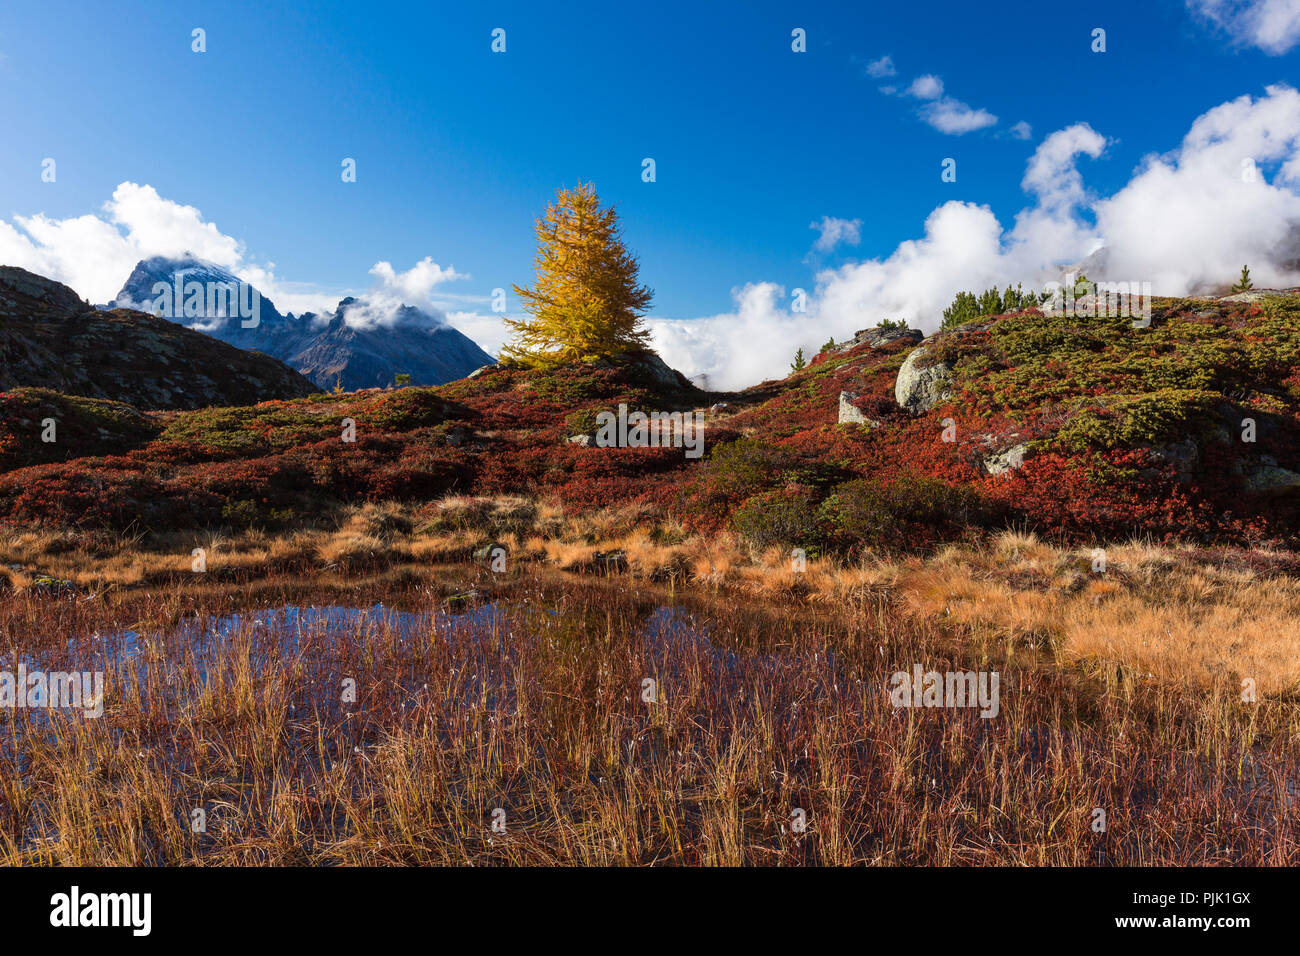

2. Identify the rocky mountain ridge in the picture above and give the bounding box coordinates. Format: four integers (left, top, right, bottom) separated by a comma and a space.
113, 256, 496, 391
0, 266, 319, 410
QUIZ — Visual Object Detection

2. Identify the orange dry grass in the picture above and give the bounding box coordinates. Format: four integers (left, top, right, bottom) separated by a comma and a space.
3, 503, 1299, 696
871, 533, 1300, 696
2, 574, 1296, 865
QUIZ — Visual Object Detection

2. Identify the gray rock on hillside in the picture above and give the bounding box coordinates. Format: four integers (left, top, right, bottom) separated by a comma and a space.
1218, 290, 1284, 304
0, 265, 87, 313
838, 391, 882, 427
983, 443, 1028, 476
1243, 456, 1300, 494
894, 344, 953, 415
893, 322, 997, 415
1146, 440, 1200, 481
835, 325, 923, 353
593, 350, 697, 391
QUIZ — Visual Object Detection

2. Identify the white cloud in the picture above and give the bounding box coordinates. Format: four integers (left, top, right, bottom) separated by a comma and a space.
447, 310, 511, 358
647, 283, 801, 390
877, 66, 998, 135
0, 183, 248, 306
369, 256, 467, 300
108, 183, 244, 268
1089, 84, 1300, 292
1009, 120, 1033, 140
1021, 123, 1109, 209
906, 74, 944, 100
920, 97, 999, 135
0, 183, 483, 335
649, 86, 1300, 389
809, 216, 863, 253
1188, 0, 1300, 53
337, 258, 468, 330
865, 55, 896, 78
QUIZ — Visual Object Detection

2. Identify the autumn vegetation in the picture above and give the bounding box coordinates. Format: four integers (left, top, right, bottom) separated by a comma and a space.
2, 188, 1299, 865
502, 183, 654, 367
1, 519, 1297, 865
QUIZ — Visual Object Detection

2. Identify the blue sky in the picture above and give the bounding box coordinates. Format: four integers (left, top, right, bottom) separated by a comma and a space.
2, 0, 1299, 385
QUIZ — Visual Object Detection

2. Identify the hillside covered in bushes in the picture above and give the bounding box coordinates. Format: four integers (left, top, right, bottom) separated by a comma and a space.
3, 291, 1300, 552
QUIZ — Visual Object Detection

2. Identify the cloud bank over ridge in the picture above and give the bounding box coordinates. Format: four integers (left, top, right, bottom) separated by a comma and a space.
4, 88, 1300, 390
649, 85, 1300, 388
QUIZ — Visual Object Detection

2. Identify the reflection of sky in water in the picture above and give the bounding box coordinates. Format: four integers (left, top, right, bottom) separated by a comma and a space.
640, 605, 837, 705
7, 601, 1292, 822
21, 603, 845, 724
95, 603, 504, 660
40, 604, 511, 714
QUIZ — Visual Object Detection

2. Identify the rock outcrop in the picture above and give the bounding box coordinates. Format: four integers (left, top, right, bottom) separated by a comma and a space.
1218, 290, 1283, 304
595, 350, 698, 392
1144, 440, 1200, 482
1243, 456, 1300, 494
835, 326, 923, 353
894, 344, 953, 415
983, 443, 1028, 476
1, 266, 319, 410
838, 391, 882, 427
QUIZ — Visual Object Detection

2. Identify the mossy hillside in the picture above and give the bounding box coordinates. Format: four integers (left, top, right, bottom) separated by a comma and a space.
0, 388, 162, 469
155, 388, 468, 454
931, 298, 1300, 451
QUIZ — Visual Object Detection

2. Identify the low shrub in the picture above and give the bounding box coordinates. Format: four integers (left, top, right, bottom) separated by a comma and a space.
731, 485, 825, 552
820, 474, 992, 552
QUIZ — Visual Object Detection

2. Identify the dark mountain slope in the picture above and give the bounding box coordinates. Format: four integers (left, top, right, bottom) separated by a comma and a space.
0, 266, 319, 410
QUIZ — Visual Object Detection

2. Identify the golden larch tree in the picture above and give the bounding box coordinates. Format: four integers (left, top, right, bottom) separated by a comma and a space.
503, 183, 653, 367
